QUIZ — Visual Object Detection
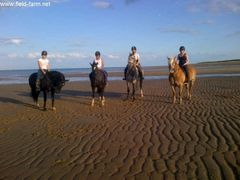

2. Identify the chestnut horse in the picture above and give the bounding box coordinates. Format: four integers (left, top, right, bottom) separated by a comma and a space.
168, 57, 196, 104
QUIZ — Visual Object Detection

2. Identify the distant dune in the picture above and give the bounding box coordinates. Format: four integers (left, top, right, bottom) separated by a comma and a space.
197, 59, 240, 65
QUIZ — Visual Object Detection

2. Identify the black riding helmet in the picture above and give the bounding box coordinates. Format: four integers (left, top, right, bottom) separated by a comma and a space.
41, 50, 48, 56
179, 46, 185, 51
95, 51, 101, 56
131, 46, 137, 51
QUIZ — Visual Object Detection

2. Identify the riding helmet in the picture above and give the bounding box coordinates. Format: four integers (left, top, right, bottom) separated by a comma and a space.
179, 46, 185, 51
41, 50, 48, 56
131, 46, 137, 51
95, 51, 101, 56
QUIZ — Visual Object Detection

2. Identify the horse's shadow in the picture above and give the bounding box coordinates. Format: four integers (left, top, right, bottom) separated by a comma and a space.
0, 96, 40, 110
61, 89, 124, 99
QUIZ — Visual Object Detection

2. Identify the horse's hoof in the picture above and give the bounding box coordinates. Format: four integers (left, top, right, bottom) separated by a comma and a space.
52, 107, 56, 111
36, 103, 40, 108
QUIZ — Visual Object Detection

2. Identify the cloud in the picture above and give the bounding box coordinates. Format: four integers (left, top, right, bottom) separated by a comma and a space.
93, 1, 112, 9
0, 38, 24, 45
125, 0, 141, 5
6, 52, 88, 60
158, 28, 199, 35
7, 53, 23, 58
226, 30, 240, 37
188, 0, 240, 14
27, 52, 39, 59
107, 54, 120, 59
194, 20, 214, 25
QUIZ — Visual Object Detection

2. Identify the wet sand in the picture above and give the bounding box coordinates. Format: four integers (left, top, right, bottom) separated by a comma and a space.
0, 68, 240, 179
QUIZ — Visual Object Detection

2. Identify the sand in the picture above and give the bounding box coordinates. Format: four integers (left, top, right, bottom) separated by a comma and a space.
0, 72, 240, 179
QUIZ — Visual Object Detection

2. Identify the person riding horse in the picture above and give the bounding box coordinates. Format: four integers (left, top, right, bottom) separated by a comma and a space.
90, 51, 108, 85
89, 51, 108, 107
36, 50, 50, 91
176, 46, 189, 81
123, 46, 144, 80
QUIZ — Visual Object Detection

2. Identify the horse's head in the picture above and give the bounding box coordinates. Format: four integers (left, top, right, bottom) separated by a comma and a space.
167, 57, 178, 73
90, 62, 98, 72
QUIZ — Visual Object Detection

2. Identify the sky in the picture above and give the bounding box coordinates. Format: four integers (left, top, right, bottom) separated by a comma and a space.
0, 0, 240, 70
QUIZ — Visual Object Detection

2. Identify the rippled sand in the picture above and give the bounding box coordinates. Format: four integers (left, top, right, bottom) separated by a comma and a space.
0, 77, 239, 179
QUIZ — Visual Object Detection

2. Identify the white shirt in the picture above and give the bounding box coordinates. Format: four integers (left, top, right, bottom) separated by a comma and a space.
128, 53, 140, 64
94, 58, 104, 69
38, 58, 49, 70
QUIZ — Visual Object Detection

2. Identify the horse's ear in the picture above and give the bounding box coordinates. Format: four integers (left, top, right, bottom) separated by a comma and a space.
90, 62, 93, 66
167, 56, 171, 60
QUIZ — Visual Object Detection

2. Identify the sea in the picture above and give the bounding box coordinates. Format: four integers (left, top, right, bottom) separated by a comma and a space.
0, 66, 240, 85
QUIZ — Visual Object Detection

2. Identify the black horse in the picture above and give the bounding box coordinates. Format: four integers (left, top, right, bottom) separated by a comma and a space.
126, 63, 144, 101
89, 62, 106, 107
29, 71, 66, 111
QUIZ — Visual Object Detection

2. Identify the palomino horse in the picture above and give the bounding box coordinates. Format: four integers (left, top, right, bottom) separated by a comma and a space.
126, 63, 144, 101
89, 62, 106, 107
168, 57, 196, 104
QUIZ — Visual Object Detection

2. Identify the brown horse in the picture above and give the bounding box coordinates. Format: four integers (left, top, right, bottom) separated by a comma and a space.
168, 57, 196, 104
126, 63, 144, 101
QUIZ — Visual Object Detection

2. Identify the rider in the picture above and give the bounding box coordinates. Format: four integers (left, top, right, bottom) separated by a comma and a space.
93, 51, 108, 84
36, 50, 50, 91
177, 46, 189, 81
123, 46, 144, 80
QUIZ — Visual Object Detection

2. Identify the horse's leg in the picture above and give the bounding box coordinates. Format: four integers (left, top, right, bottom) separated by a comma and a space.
36, 91, 40, 107
186, 83, 189, 99
100, 89, 104, 106
179, 85, 183, 104
132, 83, 135, 101
91, 86, 95, 107
140, 79, 144, 98
171, 85, 176, 104
43, 91, 47, 111
127, 82, 130, 99
51, 89, 56, 111
189, 81, 194, 100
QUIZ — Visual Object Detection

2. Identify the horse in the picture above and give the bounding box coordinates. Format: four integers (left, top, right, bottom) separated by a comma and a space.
29, 71, 66, 111
126, 63, 144, 101
168, 57, 196, 104
89, 62, 106, 107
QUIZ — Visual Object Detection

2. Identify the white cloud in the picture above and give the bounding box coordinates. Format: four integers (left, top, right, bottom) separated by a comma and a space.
188, 0, 240, 14
107, 54, 120, 59
26, 52, 88, 60
27, 52, 39, 59
93, 1, 112, 9
0, 38, 24, 45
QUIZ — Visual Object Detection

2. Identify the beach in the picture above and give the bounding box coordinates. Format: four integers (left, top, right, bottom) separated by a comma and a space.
0, 63, 240, 179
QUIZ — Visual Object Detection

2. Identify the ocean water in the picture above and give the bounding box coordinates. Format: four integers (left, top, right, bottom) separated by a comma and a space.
0, 67, 125, 85
0, 67, 240, 85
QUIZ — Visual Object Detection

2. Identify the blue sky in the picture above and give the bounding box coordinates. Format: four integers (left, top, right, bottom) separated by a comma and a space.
0, 0, 240, 70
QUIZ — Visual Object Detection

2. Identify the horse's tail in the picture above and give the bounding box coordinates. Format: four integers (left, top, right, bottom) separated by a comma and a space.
29, 73, 38, 102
